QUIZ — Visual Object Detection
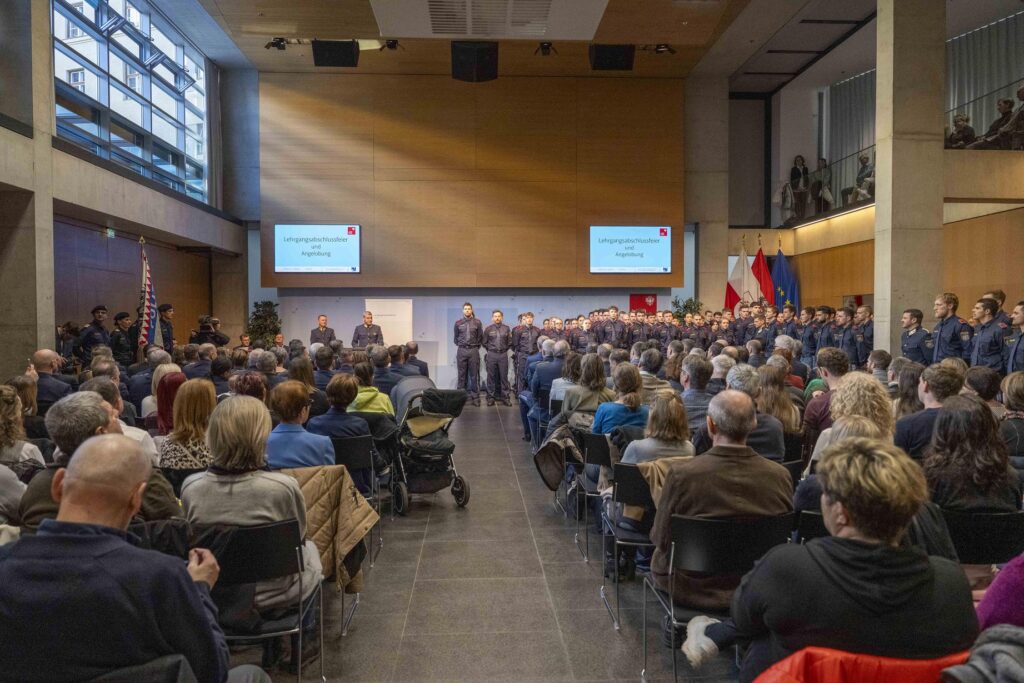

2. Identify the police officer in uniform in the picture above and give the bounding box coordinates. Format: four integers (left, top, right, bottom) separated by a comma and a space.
483, 309, 513, 406
156, 303, 174, 351
109, 312, 136, 368
78, 306, 111, 364
310, 314, 337, 346
659, 314, 682, 350
932, 293, 973, 363
899, 308, 933, 364
352, 311, 384, 348
798, 307, 818, 367
815, 306, 836, 351
770, 305, 799, 352
512, 312, 540, 393
832, 307, 859, 367
599, 306, 628, 349
571, 318, 595, 354
969, 297, 1010, 373
853, 305, 874, 368
1004, 301, 1024, 375
454, 302, 484, 406
982, 289, 1013, 328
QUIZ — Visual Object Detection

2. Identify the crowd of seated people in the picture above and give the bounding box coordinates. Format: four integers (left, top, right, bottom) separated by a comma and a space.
948, 85, 1024, 150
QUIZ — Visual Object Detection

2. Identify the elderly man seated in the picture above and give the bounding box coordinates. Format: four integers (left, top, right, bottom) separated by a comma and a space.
0, 435, 269, 682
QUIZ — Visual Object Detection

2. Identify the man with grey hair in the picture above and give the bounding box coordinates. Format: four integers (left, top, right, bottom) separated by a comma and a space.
773, 334, 808, 382
526, 339, 566, 448
690, 365, 786, 462
651, 390, 793, 632
707, 354, 735, 396
516, 337, 552, 441
184, 343, 217, 380
369, 344, 403, 397
18, 393, 179, 533
128, 347, 171, 413
80, 377, 158, 466
0, 435, 270, 683
253, 349, 283, 391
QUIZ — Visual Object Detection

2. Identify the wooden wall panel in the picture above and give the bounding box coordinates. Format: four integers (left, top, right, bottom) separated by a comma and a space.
944, 207, 1024, 299
790, 241, 874, 309
54, 219, 211, 346
260, 74, 684, 288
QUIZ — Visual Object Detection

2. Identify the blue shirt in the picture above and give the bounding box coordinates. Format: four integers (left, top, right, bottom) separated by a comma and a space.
592, 402, 649, 434
266, 423, 335, 469
306, 407, 371, 439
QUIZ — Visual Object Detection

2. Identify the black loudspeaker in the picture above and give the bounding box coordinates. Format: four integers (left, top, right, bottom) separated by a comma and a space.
311, 40, 360, 67
451, 41, 498, 82
589, 44, 635, 71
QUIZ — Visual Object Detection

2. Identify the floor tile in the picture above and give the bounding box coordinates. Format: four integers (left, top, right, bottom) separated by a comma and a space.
417, 539, 543, 580
404, 577, 559, 635
392, 630, 573, 682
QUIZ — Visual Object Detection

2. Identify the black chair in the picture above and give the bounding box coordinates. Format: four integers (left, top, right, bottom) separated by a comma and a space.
575, 432, 612, 561
161, 468, 207, 498
28, 438, 55, 465
641, 512, 794, 682
783, 432, 804, 465
128, 518, 191, 559
795, 510, 828, 543
203, 519, 326, 683
601, 463, 656, 630
536, 387, 553, 439
87, 654, 197, 683
781, 459, 804, 489
331, 434, 381, 558
549, 398, 564, 418
940, 509, 1024, 564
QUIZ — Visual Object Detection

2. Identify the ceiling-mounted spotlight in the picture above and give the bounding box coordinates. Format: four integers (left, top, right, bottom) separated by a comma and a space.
534, 41, 557, 56
650, 43, 677, 54
265, 37, 287, 50
380, 39, 403, 51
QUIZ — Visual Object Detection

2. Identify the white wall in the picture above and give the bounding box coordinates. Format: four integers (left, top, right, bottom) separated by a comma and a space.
769, 86, 819, 226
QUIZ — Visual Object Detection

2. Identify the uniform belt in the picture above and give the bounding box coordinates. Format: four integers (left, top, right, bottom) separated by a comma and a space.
459, 344, 481, 349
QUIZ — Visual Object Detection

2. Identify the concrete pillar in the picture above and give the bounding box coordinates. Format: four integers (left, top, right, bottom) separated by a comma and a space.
0, 0, 55, 379
220, 69, 260, 222
873, 0, 946, 352
685, 77, 729, 310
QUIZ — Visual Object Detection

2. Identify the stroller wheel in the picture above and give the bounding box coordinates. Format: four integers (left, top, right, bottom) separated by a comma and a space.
451, 476, 470, 508
393, 481, 410, 516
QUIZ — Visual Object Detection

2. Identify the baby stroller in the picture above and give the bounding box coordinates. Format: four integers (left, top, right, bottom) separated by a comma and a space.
390, 375, 469, 515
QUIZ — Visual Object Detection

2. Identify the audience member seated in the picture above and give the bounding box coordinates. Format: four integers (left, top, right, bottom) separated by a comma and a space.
756, 365, 802, 436
140, 362, 181, 418
966, 97, 1017, 150
895, 365, 964, 459
128, 348, 169, 412
388, 344, 420, 377
266, 381, 335, 470
866, 349, 892, 386
230, 370, 268, 403
808, 372, 894, 471
745, 340, 765, 368
184, 343, 216, 380
256, 350, 285, 390
593, 364, 649, 434
707, 355, 734, 396
893, 360, 926, 418
286, 356, 329, 419
604, 348, 629, 389
550, 353, 615, 430
621, 391, 695, 464
31, 349, 72, 409
965, 366, 1006, 420
88, 358, 135, 423
157, 379, 216, 471
229, 348, 248, 375
369, 345, 403, 398
680, 356, 715, 431
0, 386, 45, 476
527, 340, 567, 446
211, 356, 233, 397
923, 395, 1021, 512
550, 352, 581, 403
946, 112, 977, 149
0, 435, 270, 683
638, 349, 671, 404
976, 551, 1024, 629
0, 462, 24, 525
6, 375, 47, 440
682, 437, 978, 681
793, 415, 886, 512
773, 335, 808, 383
307, 373, 371, 438
405, 342, 429, 378
841, 153, 874, 205
20, 393, 179, 533
79, 378, 159, 466
691, 365, 786, 462
1000, 372, 1024, 484
155, 371, 188, 436
349, 362, 395, 415
181, 396, 323, 612
803, 348, 850, 450
651, 390, 793, 618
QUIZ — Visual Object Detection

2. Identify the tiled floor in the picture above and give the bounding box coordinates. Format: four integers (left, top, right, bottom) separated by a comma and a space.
293, 405, 741, 681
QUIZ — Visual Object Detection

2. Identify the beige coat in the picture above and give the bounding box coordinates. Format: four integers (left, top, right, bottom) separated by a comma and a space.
281, 464, 379, 594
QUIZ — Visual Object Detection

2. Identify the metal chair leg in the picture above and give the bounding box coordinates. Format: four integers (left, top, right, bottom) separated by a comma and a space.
341, 591, 360, 637
641, 576, 649, 682
600, 535, 620, 630
574, 479, 590, 561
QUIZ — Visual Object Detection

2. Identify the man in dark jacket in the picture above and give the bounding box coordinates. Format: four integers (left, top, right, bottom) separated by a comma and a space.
127, 348, 171, 414
109, 312, 136, 368
681, 438, 977, 683
369, 345, 403, 398
183, 343, 216, 380
32, 349, 72, 408
895, 364, 963, 459
405, 342, 429, 378
0, 434, 268, 682
690, 365, 786, 462
388, 344, 421, 377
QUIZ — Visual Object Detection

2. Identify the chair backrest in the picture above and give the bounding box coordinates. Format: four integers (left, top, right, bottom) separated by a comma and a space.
781, 460, 804, 488
161, 468, 207, 498
201, 519, 302, 585
580, 431, 612, 467
331, 435, 375, 472
613, 463, 655, 509
940, 509, 1024, 564
669, 513, 795, 575
28, 438, 55, 464
783, 432, 804, 463
87, 654, 197, 683
549, 398, 563, 416
796, 510, 828, 543
128, 518, 192, 559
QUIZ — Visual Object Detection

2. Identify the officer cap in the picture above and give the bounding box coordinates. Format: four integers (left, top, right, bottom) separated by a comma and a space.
91, 305, 108, 315
113, 311, 130, 322
158, 303, 173, 313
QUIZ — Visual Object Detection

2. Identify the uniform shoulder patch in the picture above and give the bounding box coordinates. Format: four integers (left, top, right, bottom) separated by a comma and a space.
924, 338, 935, 349
960, 330, 971, 342
999, 322, 1008, 329
1008, 337, 1016, 346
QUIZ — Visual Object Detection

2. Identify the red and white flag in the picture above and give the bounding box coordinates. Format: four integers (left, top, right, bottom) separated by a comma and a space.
725, 244, 758, 314
137, 239, 158, 348
752, 247, 775, 306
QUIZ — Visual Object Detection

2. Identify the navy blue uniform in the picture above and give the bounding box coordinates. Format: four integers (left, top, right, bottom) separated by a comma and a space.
932, 316, 973, 363
599, 320, 628, 349
77, 321, 110, 363
748, 325, 770, 349
570, 329, 595, 354
158, 319, 173, 352
512, 324, 540, 393
483, 323, 513, 402
454, 316, 484, 398
310, 326, 336, 346
833, 324, 858, 367
769, 319, 798, 353
1005, 329, 1024, 375
970, 319, 1011, 373
351, 324, 384, 348
900, 326, 933, 364
853, 320, 873, 368
799, 322, 819, 366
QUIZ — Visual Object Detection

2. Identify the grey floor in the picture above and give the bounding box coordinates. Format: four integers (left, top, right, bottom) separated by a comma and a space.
292, 405, 740, 681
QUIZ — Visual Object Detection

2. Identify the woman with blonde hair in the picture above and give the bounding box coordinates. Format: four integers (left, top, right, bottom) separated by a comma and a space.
794, 415, 887, 511
621, 390, 695, 464
0, 385, 44, 472
5, 375, 46, 439
140, 363, 182, 417
757, 365, 801, 433
807, 372, 894, 471
181, 396, 323, 612
158, 378, 217, 471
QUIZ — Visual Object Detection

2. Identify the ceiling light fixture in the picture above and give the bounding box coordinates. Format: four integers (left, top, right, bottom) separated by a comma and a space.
535, 42, 557, 56
380, 39, 403, 51
265, 37, 287, 50
653, 43, 676, 54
